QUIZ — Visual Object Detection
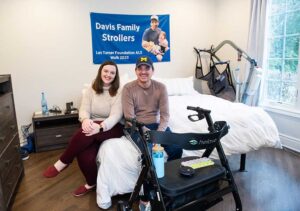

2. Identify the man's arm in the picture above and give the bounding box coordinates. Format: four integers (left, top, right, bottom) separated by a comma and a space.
122, 85, 135, 125
142, 40, 152, 52
158, 84, 170, 131
142, 28, 155, 52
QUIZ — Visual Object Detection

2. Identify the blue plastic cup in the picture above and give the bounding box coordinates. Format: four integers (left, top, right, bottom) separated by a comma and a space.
152, 145, 164, 178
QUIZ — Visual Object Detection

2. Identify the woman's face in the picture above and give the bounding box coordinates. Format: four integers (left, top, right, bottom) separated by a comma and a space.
101, 65, 117, 86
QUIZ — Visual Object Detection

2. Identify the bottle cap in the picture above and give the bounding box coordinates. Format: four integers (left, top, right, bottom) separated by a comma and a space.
153, 144, 164, 151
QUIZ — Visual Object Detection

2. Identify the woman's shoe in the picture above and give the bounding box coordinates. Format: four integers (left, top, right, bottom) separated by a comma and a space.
43, 165, 67, 178
73, 185, 95, 197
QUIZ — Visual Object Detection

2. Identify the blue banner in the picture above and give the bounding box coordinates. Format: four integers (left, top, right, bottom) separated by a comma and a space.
90, 13, 170, 64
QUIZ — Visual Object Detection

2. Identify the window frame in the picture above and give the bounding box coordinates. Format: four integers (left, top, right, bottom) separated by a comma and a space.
261, 0, 300, 114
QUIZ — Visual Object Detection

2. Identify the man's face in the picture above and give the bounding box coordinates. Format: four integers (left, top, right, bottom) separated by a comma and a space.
150, 19, 159, 30
135, 64, 154, 84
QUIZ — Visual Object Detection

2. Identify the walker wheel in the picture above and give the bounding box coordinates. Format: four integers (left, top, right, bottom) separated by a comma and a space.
117, 200, 131, 211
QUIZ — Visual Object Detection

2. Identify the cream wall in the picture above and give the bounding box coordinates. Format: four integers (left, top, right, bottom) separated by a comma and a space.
0, 0, 217, 129
193, 0, 251, 94
214, 0, 251, 56
213, 0, 251, 79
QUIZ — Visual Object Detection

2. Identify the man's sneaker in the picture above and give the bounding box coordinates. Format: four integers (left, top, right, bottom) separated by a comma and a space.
20, 148, 29, 161
139, 200, 151, 211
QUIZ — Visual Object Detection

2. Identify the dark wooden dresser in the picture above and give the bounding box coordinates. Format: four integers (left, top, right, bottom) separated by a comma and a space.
32, 112, 80, 152
0, 75, 24, 211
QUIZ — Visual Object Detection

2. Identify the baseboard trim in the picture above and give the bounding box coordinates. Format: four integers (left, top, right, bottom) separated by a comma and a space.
280, 133, 300, 153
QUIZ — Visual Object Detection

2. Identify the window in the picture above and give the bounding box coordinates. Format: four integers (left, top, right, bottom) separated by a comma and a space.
262, 0, 300, 111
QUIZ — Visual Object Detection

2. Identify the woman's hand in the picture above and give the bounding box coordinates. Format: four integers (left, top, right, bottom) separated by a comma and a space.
81, 119, 94, 133
84, 122, 101, 136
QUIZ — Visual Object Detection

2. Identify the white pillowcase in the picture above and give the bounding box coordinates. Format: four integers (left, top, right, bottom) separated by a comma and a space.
154, 76, 197, 96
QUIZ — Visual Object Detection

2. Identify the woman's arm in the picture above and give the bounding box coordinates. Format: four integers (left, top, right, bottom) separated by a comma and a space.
79, 86, 93, 122
101, 91, 123, 131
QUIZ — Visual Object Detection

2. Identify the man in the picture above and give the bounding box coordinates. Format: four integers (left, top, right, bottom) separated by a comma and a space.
141, 15, 162, 53
122, 55, 182, 160
122, 55, 182, 211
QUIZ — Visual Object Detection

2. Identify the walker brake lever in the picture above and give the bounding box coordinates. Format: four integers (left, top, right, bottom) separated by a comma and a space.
188, 114, 204, 122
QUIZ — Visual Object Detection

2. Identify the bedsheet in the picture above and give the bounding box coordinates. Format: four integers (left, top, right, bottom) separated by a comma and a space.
96, 93, 281, 208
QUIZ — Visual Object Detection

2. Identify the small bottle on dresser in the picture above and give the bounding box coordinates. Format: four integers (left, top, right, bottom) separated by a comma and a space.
41, 92, 49, 115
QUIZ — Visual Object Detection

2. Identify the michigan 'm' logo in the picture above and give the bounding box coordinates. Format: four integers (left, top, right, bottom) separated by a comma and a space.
140, 57, 147, 62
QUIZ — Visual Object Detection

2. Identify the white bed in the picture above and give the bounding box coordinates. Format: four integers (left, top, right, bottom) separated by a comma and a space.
95, 76, 281, 209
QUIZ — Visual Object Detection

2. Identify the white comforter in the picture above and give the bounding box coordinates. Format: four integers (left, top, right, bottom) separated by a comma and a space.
169, 94, 281, 157
96, 93, 281, 208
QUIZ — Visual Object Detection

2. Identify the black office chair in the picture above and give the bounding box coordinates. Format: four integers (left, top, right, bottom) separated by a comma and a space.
118, 106, 242, 211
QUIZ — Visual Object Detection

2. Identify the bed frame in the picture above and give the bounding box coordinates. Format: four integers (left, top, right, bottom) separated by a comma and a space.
239, 153, 246, 171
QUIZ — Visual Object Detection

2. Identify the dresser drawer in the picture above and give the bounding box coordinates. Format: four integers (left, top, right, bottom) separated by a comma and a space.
0, 93, 16, 154
1, 159, 23, 208
0, 134, 21, 183
0, 119, 17, 153
35, 125, 78, 150
0, 93, 14, 125
0, 93, 13, 112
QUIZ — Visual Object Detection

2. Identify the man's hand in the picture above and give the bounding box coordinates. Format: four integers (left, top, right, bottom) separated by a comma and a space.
142, 126, 150, 133
99, 122, 106, 132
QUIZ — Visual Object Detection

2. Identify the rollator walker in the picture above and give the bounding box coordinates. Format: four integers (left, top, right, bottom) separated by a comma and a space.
118, 106, 242, 211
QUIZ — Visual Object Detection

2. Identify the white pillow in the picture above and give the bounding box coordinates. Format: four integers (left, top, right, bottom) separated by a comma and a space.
120, 73, 131, 87
83, 76, 196, 96
154, 76, 197, 96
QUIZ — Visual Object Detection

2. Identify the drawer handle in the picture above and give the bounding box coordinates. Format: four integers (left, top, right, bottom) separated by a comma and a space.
55, 134, 62, 138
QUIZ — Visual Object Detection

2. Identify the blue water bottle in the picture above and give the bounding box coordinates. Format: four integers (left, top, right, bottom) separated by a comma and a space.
41, 92, 49, 115
152, 144, 164, 178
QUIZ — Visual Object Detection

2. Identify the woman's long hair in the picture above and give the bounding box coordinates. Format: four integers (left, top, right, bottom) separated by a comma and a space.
92, 61, 120, 96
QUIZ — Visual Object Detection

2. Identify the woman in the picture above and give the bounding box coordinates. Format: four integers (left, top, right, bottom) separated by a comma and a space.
43, 61, 124, 197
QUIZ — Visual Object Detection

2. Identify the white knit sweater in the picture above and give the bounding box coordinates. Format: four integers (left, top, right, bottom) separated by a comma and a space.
79, 86, 123, 131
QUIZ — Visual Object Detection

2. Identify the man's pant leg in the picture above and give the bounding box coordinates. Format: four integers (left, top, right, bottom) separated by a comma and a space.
162, 127, 182, 161
146, 124, 183, 161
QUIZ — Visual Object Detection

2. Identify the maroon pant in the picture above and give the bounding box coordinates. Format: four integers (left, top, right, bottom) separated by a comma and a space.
60, 122, 124, 186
